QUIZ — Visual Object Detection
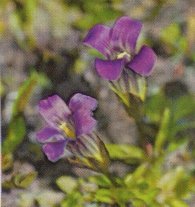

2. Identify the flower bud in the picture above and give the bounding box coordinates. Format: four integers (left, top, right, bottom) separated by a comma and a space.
67, 133, 110, 173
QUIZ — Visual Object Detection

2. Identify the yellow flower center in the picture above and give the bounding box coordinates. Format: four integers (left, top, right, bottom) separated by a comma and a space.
117, 51, 131, 59
59, 122, 76, 139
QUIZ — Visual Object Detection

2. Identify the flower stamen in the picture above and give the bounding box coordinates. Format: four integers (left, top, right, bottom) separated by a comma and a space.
117, 51, 131, 60
59, 122, 76, 139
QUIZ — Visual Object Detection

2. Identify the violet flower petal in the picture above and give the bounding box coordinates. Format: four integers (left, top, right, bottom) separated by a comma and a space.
73, 109, 97, 137
95, 58, 124, 80
110, 16, 142, 53
42, 140, 67, 162
36, 127, 64, 143
38, 95, 71, 128
83, 24, 111, 56
69, 93, 97, 113
127, 45, 157, 76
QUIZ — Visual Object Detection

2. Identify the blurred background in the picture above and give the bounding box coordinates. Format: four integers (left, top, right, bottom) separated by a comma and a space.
1, 0, 195, 206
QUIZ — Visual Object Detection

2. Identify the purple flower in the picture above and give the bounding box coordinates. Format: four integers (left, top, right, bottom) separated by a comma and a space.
83, 16, 157, 80
36, 93, 97, 162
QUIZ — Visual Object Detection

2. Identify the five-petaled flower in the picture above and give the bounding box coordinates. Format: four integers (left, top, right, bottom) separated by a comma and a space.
83, 16, 157, 80
36, 93, 97, 162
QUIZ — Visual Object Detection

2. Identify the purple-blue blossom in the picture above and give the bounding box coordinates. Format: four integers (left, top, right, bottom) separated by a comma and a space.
83, 16, 157, 80
36, 93, 97, 162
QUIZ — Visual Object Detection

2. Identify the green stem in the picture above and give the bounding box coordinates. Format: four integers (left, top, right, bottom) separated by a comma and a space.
110, 79, 153, 154
124, 103, 152, 154
135, 119, 149, 147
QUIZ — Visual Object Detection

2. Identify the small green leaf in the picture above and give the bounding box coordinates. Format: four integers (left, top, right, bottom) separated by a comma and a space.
172, 95, 195, 121
0, 79, 5, 96
36, 190, 64, 207
137, 76, 147, 101
125, 163, 149, 186
167, 138, 188, 152
12, 70, 49, 117
113, 188, 134, 205
161, 23, 181, 45
3, 116, 26, 154
106, 144, 145, 163
95, 189, 113, 204
158, 167, 186, 192
145, 91, 166, 123
56, 176, 77, 194
131, 198, 147, 207
168, 199, 189, 207
109, 83, 130, 107
155, 108, 171, 154
14, 171, 37, 188
80, 181, 97, 193
2, 153, 13, 171
17, 193, 35, 207
3, 70, 49, 154
160, 23, 187, 54
2, 179, 15, 189
89, 175, 112, 188
74, 1, 121, 30
60, 192, 83, 207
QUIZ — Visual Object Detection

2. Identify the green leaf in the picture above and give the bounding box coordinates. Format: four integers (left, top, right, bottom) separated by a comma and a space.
23, 0, 37, 24
160, 23, 187, 54
168, 199, 189, 207
137, 76, 147, 101
125, 163, 149, 186
3, 116, 26, 154
74, 1, 121, 30
158, 167, 186, 192
167, 138, 188, 152
88, 175, 112, 188
12, 70, 49, 117
131, 187, 160, 206
187, 14, 195, 54
145, 91, 166, 123
17, 193, 35, 207
2, 153, 13, 171
113, 188, 134, 205
36, 190, 64, 207
18, 190, 64, 207
172, 95, 195, 121
56, 176, 78, 194
2, 179, 15, 189
0, 79, 5, 96
80, 181, 97, 193
3, 171, 37, 190
109, 83, 130, 107
3, 70, 49, 154
14, 171, 37, 188
166, 95, 195, 138
60, 192, 83, 207
131, 198, 147, 207
155, 108, 171, 154
94, 189, 113, 204
9, 11, 24, 41
106, 144, 145, 163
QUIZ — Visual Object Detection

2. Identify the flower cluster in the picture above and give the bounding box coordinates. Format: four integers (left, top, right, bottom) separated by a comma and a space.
83, 16, 157, 80
37, 16, 157, 172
